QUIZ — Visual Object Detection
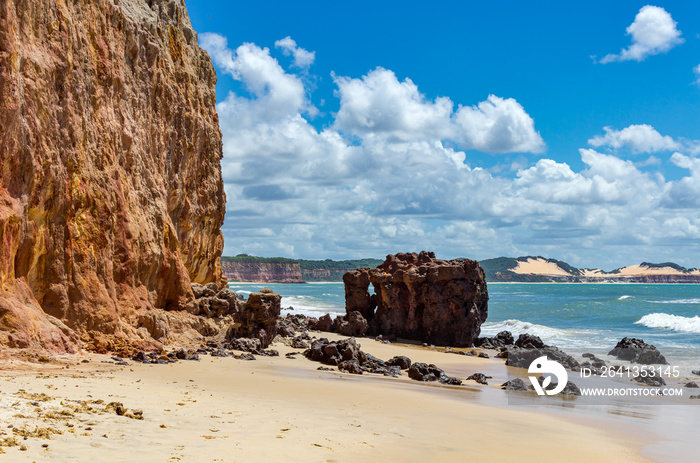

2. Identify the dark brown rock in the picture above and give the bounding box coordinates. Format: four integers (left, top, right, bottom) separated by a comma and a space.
386, 356, 411, 370
407, 362, 444, 382
336, 311, 369, 337
309, 314, 333, 332
227, 288, 281, 348
608, 338, 668, 365
343, 251, 488, 347
343, 269, 376, 320
466, 373, 489, 385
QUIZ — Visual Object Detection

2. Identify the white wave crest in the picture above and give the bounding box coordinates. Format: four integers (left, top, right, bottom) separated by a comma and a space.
618, 295, 633, 300
481, 319, 567, 338
647, 298, 700, 304
635, 313, 700, 334
480, 319, 605, 349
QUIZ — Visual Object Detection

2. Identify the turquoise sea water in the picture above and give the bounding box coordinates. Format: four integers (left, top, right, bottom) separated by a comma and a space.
229, 282, 700, 372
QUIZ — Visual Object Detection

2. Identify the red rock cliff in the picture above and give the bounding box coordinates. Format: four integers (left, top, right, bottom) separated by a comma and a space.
0, 0, 226, 351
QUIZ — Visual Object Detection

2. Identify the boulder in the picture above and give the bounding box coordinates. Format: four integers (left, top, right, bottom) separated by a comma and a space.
504, 346, 580, 371
227, 288, 281, 348
309, 314, 333, 332
475, 330, 515, 348
608, 338, 668, 365
386, 356, 412, 370
336, 311, 369, 337
514, 334, 546, 349
685, 382, 699, 388
407, 362, 444, 382
343, 251, 488, 346
632, 374, 666, 387
501, 378, 530, 391
466, 373, 489, 385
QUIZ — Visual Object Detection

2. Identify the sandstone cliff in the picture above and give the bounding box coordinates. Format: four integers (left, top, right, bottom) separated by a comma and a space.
0, 0, 226, 351
221, 261, 303, 283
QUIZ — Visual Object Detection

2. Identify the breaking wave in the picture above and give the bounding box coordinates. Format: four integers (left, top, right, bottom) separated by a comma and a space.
635, 313, 700, 334
618, 295, 633, 300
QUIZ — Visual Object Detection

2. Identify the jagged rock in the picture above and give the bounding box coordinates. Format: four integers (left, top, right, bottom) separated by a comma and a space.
559, 381, 582, 396
216, 289, 243, 316
226, 288, 281, 348
632, 374, 666, 387
237, 353, 256, 361
504, 346, 580, 371
408, 362, 444, 382
685, 382, 699, 388
582, 353, 606, 368
0, 0, 226, 352
209, 298, 230, 318
227, 338, 262, 354
291, 337, 309, 349
514, 334, 546, 349
386, 356, 412, 370
309, 314, 333, 332
478, 352, 490, 359
466, 373, 489, 385
692, 370, 700, 376
690, 395, 700, 399
191, 283, 207, 299
338, 360, 363, 374
343, 251, 488, 346
475, 331, 515, 348
336, 311, 369, 337
501, 378, 530, 391
608, 338, 668, 365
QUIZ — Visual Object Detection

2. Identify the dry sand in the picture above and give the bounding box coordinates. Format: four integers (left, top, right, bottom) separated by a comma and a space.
0, 334, 659, 462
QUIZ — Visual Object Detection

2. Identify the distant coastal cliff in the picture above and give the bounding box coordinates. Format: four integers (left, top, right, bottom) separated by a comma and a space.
221, 260, 303, 283
222, 255, 382, 283
223, 255, 700, 284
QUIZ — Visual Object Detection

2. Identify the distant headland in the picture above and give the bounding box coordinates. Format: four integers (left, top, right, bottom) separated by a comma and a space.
222, 254, 700, 284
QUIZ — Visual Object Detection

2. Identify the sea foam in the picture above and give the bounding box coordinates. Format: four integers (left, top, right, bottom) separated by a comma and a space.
635, 313, 700, 334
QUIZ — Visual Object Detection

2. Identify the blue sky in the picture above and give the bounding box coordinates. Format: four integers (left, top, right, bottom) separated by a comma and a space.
185, 1, 700, 269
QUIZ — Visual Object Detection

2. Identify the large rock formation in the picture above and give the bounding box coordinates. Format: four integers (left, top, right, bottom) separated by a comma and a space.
0, 0, 226, 351
343, 251, 489, 346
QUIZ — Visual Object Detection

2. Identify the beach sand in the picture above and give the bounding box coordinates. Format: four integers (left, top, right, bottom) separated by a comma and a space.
0, 334, 662, 462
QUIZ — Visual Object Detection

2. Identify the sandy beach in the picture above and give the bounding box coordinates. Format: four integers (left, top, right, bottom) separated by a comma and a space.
0, 332, 663, 462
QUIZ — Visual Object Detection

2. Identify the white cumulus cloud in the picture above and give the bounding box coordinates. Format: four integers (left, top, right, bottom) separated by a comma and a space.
600, 5, 684, 63
333, 68, 544, 153
588, 125, 681, 153
274, 36, 315, 70
201, 33, 700, 268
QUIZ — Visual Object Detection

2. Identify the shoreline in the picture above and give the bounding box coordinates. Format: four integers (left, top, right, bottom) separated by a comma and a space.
0, 333, 682, 462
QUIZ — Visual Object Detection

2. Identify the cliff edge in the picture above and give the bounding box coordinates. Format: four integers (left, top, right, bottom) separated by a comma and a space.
0, 0, 226, 351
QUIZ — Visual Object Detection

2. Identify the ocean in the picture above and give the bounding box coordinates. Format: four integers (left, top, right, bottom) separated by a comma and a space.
228, 282, 700, 374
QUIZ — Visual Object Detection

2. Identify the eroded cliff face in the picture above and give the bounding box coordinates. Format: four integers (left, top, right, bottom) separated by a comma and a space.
0, 0, 226, 351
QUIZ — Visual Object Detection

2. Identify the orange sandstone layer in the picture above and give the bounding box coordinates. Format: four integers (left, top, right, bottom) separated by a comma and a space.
0, 0, 226, 352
